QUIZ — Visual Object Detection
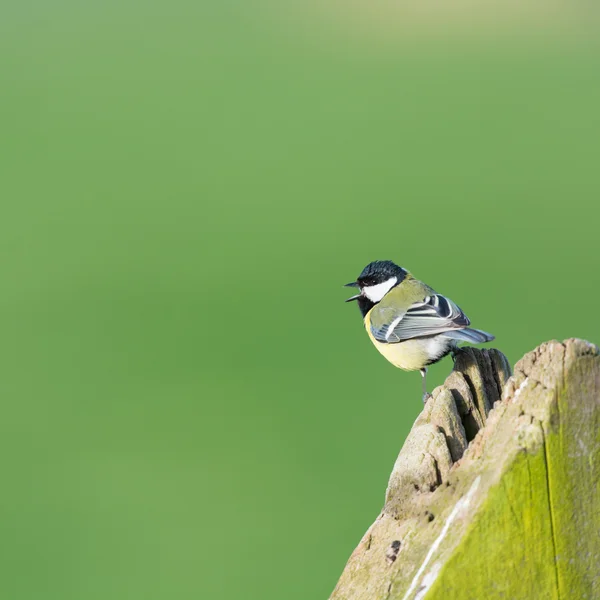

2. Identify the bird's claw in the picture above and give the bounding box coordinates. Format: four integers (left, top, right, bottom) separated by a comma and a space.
422, 392, 433, 405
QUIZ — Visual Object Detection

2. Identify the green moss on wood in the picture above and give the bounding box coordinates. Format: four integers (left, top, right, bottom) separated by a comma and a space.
426, 439, 560, 599
418, 342, 600, 600
330, 340, 600, 600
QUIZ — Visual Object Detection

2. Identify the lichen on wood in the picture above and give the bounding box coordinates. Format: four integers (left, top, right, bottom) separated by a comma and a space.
329, 339, 600, 600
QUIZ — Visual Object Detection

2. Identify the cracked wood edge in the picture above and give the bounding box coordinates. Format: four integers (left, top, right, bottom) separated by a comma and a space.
329, 339, 600, 600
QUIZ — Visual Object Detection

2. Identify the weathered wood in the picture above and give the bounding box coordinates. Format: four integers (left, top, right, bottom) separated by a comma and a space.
329, 339, 599, 600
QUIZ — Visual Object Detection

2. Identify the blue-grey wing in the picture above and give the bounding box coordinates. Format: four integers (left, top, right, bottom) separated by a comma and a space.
371, 294, 470, 343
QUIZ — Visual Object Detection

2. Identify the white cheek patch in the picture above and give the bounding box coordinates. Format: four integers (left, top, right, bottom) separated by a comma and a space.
362, 277, 397, 302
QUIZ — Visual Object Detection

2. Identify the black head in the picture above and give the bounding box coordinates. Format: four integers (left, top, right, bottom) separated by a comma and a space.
356, 260, 407, 288
344, 260, 408, 317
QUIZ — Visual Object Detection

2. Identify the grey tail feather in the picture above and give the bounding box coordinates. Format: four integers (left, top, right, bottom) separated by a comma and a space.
444, 328, 495, 344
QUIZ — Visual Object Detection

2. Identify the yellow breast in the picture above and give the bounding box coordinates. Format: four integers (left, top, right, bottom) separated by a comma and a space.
364, 310, 448, 371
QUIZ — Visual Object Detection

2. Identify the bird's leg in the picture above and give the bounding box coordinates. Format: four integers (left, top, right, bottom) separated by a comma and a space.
420, 368, 432, 404
451, 345, 465, 363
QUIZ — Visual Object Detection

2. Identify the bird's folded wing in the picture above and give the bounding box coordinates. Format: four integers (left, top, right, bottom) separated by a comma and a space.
370, 294, 470, 343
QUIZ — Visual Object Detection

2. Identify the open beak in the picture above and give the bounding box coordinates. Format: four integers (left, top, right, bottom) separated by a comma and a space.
344, 281, 360, 302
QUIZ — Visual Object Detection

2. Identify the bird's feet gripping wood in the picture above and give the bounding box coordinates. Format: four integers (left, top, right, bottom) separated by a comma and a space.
420, 368, 432, 404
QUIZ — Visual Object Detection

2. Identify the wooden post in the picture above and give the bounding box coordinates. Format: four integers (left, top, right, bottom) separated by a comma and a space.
329, 339, 599, 600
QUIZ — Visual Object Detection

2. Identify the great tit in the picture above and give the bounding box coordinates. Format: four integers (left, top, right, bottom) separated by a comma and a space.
345, 260, 494, 402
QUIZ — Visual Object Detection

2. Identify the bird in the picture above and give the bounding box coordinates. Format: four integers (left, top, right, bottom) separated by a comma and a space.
345, 260, 494, 403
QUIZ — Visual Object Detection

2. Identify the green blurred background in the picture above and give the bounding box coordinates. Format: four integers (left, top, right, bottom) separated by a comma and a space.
1, 2, 599, 598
